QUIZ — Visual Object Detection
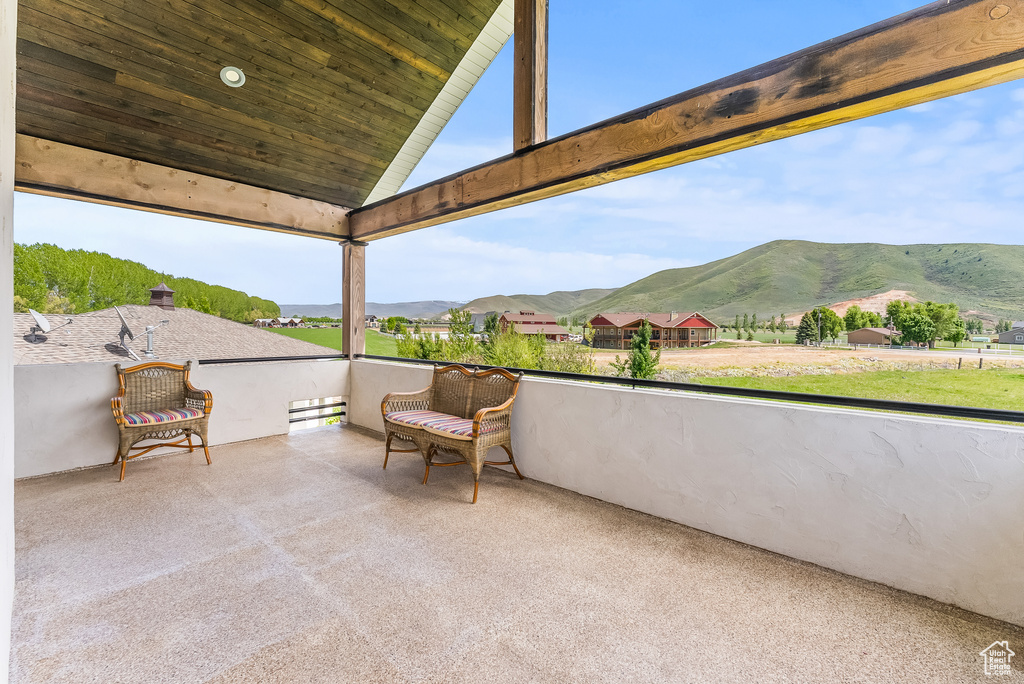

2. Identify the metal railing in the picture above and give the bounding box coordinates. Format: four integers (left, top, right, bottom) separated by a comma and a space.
354, 354, 1024, 425
288, 401, 347, 424
197, 354, 345, 365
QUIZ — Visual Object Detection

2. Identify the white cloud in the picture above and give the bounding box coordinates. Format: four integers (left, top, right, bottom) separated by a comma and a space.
367, 228, 690, 301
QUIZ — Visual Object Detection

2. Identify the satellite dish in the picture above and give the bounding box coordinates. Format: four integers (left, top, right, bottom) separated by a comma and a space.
27, 309, 72, 343
113, 306, 141, 361
29, 309, 50, 334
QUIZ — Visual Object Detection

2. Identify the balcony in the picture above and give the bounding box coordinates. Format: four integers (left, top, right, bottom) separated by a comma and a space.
11, 358, 1024, 681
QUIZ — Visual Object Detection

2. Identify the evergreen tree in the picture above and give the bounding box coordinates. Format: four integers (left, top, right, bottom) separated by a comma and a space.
610, 319, 660, 379
795, 312, 818, 345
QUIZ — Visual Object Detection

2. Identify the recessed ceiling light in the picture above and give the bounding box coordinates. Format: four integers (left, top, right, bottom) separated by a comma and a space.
220, 66, 245, 88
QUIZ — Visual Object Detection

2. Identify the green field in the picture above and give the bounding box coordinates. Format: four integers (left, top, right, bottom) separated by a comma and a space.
266, 328, 397, 356
695, 368, 1024, 410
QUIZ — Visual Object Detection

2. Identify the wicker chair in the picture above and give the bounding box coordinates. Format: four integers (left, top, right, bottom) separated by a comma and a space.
381, 364, 523, 503
110, 361, 213, 481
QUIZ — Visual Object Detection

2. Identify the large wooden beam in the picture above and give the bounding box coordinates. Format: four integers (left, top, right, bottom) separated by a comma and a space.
352, 0, 1024, 240
14, 136, 350, 240
341, 242, 366, 358
513, 0, 547, 151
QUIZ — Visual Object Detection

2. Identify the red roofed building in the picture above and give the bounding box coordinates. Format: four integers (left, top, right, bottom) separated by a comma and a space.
498, 310, 570, 342
589, 312, 718, 350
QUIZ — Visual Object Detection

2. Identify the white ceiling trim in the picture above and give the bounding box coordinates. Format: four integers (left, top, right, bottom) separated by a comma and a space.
362, 0, 513, 206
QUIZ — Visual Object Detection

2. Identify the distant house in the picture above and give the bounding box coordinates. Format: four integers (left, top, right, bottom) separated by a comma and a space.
997, 326, 1024, 344
253, 317, 303, 329
498, 310, 570, 342
847, 327, 900, 345
588, 312, 718, 349
364, 314, 379, 328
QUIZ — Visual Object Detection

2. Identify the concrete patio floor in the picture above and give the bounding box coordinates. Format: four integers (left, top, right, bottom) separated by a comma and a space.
11, 425, 1023, 683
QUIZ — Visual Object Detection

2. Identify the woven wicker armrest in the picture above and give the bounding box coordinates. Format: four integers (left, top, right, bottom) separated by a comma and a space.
111, 396, 126, 426
381, 387, 432, 416
472, 395, 516, 438
184, 386, 213, 414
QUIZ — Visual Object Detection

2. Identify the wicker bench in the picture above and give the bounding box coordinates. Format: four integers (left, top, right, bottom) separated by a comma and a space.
110, 361, 213, 481
381, 364, 523, 503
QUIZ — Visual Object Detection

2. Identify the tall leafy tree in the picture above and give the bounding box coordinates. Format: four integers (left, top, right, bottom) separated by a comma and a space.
742, 313, 749, 332
945, 318, 966, 347
900, 312, 936, 346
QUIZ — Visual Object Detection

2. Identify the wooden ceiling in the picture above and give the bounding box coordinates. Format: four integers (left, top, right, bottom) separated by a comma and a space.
15, 0, 503, 209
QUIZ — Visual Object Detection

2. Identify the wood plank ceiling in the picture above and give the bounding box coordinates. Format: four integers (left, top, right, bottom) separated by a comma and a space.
15, 0, 503, 209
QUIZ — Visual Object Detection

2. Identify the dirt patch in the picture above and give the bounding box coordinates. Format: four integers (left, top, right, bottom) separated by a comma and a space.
784, 289, 917, 325
592, 343, 1022, 374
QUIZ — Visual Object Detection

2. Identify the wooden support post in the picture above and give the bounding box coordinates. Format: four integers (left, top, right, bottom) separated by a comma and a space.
342, 242, 366, 358
514, 0, 548, 151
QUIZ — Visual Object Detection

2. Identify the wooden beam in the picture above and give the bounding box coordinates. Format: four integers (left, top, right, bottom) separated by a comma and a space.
513, 0, 547, 151
14, 136, 350, 240
352, 0, 1024, 240
341, 242, 366, 358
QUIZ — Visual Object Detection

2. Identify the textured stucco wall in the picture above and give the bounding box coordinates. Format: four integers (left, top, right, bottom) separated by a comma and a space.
1, 0, 18, 671
14, 359, 349, 478
350, 360, 1024, 626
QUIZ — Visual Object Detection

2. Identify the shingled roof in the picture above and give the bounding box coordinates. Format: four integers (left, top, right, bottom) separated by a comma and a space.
13, 306, 338, 365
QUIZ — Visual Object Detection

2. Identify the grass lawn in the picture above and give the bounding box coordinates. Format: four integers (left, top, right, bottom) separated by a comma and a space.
266, 328, 398, 356
719, 331, 798, 344
696, 367, 1024, 410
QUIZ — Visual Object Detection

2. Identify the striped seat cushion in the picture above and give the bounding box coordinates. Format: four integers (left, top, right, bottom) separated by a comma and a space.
385, 409, 500, 441
124, 407, 204, 426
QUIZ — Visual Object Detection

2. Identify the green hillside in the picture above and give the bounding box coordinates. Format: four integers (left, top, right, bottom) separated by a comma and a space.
463, 288, 616, 316
14, 243, 280, 322
570, 241, 1024, 322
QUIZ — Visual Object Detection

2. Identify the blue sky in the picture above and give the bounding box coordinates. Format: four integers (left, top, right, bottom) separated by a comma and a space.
14, 1, 1024, 305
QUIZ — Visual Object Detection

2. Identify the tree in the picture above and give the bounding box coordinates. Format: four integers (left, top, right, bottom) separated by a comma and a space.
945, 318, 966, 347
734, 314, 740, 338
446, 308, 477, 359
844, 305, 866, 333
379, 318, 390, 333
610, 319, 660, 379
751, 314, 757, 334
779, 313, 788, 333
795, 312, 818, 345
886, 300, 913, 329
900, 312, 936, 346
746, 330, 754, 341
583, 321, 595, 346
769, 315, 777, 333
557, 316, 569, 328
807, 306, 843, 343
742, 313, 749, 332
920, 301, 959, 348
483, 312, 500, 336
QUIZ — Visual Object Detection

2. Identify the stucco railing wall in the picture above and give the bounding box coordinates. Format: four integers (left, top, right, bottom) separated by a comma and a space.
349, 359, 1024, 627
14, 359, 349, 479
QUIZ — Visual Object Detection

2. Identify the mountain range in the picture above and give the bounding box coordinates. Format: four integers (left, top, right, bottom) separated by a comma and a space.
457, 241, 1024, 323
282, 241, 1024, 324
